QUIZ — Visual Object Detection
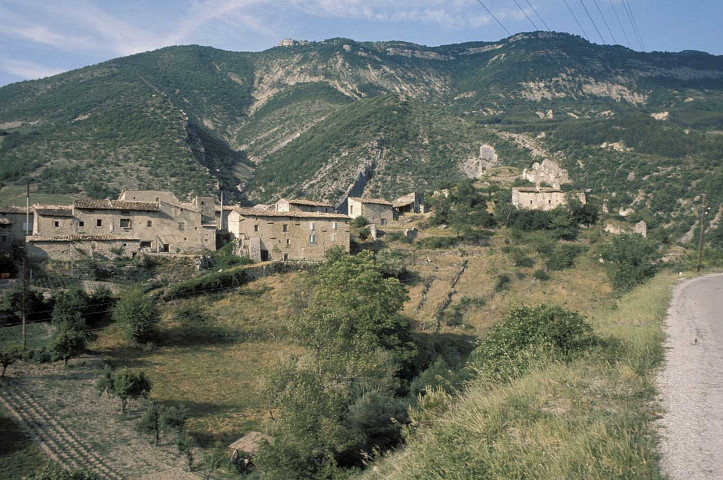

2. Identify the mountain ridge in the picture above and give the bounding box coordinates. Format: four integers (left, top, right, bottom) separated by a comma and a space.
1, 31, 721, 239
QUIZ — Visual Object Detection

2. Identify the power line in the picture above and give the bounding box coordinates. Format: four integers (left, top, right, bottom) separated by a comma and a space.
607, 0, 631, 48
525, 0, 550, 31
512, 0, 539, 30
622, 0, 645, 50
562, 0, 590, 41
578, 0, 606, 44
473, 0, 512, 36
592, 0, 617, 44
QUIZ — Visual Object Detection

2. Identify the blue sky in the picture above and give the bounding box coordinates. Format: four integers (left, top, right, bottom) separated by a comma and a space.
1, 0, 721, 87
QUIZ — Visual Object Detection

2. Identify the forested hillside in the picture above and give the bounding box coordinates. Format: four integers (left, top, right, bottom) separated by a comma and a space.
1, 31, 722, 238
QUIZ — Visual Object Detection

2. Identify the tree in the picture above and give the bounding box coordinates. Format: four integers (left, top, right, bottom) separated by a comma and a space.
51, 325, 86, 367
601, 234, 660, 291
177, 432, 194, 472
97, 368, 152, 414
138, 403, 164, 446
0, 345, 21, 377
111, 290, 159, 343
51, 288, 89, 328
200, 442, 226, 480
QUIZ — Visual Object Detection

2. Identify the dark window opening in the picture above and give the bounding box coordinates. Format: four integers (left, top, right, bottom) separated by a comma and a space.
78, 221, 84, 227
282, 224, 287, 232
283, 253, 289, 261
254, 224, 259, 232
141, 241, 152, 248
120, 218, 131, 228
147, 220, 152, 227
161, 244, 170, 253
53, 221, 59, 227
97, 219, 102, 227
261, 250, 269, 261
178, 222, 185, 231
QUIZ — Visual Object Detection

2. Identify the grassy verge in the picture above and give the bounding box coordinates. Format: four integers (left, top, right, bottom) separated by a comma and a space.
363, 273, 677, 479
0, 404, 47, 479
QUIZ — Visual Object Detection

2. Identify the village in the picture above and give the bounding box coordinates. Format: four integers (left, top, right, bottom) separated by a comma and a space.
0, 159, 607, 266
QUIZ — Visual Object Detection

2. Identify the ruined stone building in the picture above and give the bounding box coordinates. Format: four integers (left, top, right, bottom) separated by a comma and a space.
347, 197, 394, 225
275, 198, 336, 214
228, 208, 350, 262
512, 187, 586, 211
522, 159, 571, 189
393, 192, 424, 215
0, 206, 33, 253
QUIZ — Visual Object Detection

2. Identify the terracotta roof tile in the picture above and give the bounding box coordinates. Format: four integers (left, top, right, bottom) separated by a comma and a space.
74, 199, 159, 211
348, 197, 393, 206
233, 208, 349, 220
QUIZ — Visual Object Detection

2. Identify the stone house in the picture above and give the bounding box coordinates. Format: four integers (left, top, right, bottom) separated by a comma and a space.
347, 197, 394, 225
228, 208, 350, 262
0, 206, 34, 253
393, 192, 424, 215
522, 159, 571, 189
512, 187, 586, 211
275, 198, 335, 213
27, 192, 217, 261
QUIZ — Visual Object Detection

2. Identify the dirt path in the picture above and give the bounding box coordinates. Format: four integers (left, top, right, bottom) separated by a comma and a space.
658, 273, 723, 479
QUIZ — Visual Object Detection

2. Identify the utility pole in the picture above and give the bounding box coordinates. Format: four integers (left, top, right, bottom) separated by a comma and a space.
21, 246, 27, 350
696, 194, 707, 272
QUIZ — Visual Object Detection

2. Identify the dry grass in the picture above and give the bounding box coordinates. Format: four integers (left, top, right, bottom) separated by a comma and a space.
363, 273, 678, 480
90, 272, 306, 446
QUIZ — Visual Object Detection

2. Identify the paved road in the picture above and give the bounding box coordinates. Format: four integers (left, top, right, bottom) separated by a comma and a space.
658, 274, 723, 479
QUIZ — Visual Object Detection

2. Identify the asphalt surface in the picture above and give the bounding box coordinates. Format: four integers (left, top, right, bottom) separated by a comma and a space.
658, 274, 723, 479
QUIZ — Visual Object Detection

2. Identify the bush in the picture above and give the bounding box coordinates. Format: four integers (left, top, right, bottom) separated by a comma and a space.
546, 244, 586, 271
351, 216, 370, 228
357, 226, 371, 240
112, 290, 159, 343
494, 274, 511, 292
471, 305, 595, 382
601, 234, 660, 291
533, 269, 550, 280
415, 236, 461, 249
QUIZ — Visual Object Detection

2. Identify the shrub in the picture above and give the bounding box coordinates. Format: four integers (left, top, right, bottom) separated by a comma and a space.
546, 244, 586, 270
533, 269, 550, 281
112, 290, 159, 343
51, 325, 86, 367
416, 236, 461, 249
601, 234, 660, 291
494, 274, 511, 292
357, 226, 371, 240
471, 304, 595, 382
351, 216, 370, 228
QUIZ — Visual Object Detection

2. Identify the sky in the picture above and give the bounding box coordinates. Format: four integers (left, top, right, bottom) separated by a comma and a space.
1, 0, 721, 87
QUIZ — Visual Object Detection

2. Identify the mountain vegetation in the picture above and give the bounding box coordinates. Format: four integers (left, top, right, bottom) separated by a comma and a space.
1, 32, 721, 240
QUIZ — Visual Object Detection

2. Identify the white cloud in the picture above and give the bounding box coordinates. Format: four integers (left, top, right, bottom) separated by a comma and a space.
1, 59, 66, 80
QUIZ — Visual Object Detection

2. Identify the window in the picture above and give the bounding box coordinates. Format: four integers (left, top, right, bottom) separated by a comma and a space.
141, 241, 152, 248
282, 224, 288, 232
350, 205, 354, 214
381, 218, 387, 226
309, 222, 315, 231
530, 200, 533, 205
1, 235, 6, 243
309, 234, 317, 245
548, 199, 552, 204
53, 220, 59, 228
254, 224, 259, 232
121, 210, 130, 215
97, 219, 102, 227
147, 220, 152, 227
78, 221, 84, 227
178, 222, 185, 231
286, 238, 291, 245
333, 222, 338, 230
283, 253, 289, 261
120, 218, 131, 228
331, 233, 337, 242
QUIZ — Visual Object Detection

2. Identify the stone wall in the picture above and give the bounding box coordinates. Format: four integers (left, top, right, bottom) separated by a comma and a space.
26, 237, 141, 262
522, 159, 571, 189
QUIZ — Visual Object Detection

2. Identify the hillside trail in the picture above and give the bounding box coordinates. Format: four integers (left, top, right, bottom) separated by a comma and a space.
657, 273, 723, 479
